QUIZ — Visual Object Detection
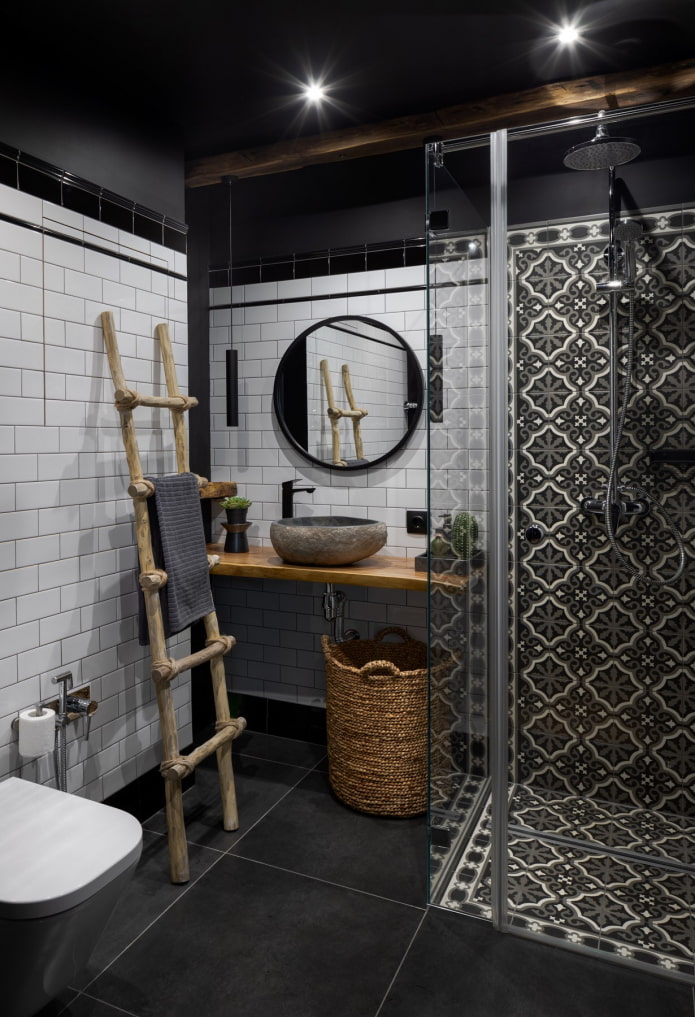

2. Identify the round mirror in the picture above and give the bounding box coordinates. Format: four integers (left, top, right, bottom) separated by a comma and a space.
273, 316, 424, 471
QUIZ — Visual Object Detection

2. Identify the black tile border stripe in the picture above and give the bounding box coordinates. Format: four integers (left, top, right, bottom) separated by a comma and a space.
0, 142, 187, 254
209, 237, 428, 288
208, 236, 489, 307
0, 209, 187, 281
209, 282, 427, 310
208, 277, 488, 311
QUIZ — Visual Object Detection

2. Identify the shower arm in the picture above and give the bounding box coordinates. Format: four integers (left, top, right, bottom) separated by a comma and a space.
607, 167, 618, 284
607, 167, 620, 507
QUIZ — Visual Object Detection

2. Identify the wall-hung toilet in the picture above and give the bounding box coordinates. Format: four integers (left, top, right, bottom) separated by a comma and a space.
0, 776, 143, 1017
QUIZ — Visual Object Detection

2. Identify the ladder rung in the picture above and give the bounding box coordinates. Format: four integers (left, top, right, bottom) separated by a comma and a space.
129, 474, 212, 500
140, 569, 168, 590
160, 717, 248, 781
327, 407, 367, 420
115, 388, 198, 412
129, 479, 156, 499
151, 635, 235, 683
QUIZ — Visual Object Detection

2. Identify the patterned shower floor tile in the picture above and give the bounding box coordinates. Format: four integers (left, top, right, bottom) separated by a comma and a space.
429, 773, 488, 885
510, 784, 693, 866
433, 782, 695, 977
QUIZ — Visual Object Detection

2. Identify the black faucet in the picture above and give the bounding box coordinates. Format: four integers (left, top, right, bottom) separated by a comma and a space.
282, 479, 316, 518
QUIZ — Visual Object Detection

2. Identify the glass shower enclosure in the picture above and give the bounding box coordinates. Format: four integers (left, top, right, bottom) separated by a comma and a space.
427, 98, 695, 981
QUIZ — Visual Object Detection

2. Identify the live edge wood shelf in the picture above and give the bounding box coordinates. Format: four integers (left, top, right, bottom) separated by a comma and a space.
208, 544, 469, 593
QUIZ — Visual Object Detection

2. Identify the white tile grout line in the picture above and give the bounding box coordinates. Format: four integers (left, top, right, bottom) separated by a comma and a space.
215, 753, 327, 851
70, 848, 426, 1017
66, 747, 386, 1017
223, 851, 428, 913
373, 908, 430, 1017
72, 843, 230, 1001
76, 993, 142, 1017
239, 730, 328, 750
163, 758, 315, 848
72, 752, 328, 1001
230, 749, 328, 770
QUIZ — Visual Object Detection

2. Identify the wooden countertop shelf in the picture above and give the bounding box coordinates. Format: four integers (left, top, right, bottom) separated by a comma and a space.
199, 481, 237, 500
208, 544, 470, 593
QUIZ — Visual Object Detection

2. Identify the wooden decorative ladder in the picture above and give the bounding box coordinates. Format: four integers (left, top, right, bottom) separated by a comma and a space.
319, 359, 367, 466
100, 310, 246, 884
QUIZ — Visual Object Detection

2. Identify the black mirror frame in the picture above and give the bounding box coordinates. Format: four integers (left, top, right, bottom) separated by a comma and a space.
272, 315, 424, 472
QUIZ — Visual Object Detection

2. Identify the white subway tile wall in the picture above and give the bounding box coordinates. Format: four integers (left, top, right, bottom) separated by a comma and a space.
429, 245, 490, 528
306, 323, 409, 463
0, 181, 190, 799
215, 577, 426, 708
210, 266, 428, 706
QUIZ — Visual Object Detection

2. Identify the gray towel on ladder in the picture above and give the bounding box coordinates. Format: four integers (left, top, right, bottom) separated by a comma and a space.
138, 472, 214, 645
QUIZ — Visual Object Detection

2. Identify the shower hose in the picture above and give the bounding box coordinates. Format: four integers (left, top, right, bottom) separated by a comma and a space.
604, 293, 686, 586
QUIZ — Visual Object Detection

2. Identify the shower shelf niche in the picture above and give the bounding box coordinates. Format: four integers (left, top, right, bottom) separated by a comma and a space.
649, 449, 695, 467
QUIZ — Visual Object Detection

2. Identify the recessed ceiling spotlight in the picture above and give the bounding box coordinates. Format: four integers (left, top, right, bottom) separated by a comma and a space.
303, 81, 326, 104
556, 22, 581, 45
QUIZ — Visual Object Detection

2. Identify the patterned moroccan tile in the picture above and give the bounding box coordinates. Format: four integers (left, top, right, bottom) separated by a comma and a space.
509, 209, 695, 816
436, 786, 695, 975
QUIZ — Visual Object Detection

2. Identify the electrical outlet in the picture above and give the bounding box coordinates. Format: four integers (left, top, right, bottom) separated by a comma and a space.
406, 510, 427, 535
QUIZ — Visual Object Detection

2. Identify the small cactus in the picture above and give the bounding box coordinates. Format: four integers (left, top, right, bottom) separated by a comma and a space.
451, 512, 478, 559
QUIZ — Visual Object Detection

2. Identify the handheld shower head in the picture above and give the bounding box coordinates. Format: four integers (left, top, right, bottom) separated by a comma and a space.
563, 122, 641, 171
613, 219, 643, 242
615, 219, 643, 288
595, 219, 644, 292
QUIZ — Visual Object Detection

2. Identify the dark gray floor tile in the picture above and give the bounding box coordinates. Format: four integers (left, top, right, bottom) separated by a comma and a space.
87, 854, 423, 1017
142, 753, 308, 850
380, 907, 695, 1017
71, 830, 223, 989
232, 729, 327, 768
33, 988, 80, 1017
47, 996, 137, 1017
230, 768, 428, 907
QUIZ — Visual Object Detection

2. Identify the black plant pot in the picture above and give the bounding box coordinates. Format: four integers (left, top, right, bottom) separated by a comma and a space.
223, 508, 251, 553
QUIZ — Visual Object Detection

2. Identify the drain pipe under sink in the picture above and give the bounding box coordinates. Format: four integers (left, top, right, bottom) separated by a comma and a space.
322, 584, 360, 643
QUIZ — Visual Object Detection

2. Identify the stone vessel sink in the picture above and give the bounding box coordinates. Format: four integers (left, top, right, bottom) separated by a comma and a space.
269, 516, 387, 566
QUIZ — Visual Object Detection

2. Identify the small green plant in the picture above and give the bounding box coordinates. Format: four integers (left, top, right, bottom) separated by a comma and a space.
430, 532, 452, 558
220, 495, 252, 510
451, 512, 478, 559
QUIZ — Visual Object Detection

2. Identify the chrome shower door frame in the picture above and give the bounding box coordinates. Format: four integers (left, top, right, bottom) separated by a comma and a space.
488, 128, 510, 932
430, 95, 695, 976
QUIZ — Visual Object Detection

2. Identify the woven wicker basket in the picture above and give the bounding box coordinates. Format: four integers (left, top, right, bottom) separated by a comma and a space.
321, 626, 433, 817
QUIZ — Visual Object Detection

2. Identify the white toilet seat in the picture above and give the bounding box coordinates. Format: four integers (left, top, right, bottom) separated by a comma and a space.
0, 777, 143, 919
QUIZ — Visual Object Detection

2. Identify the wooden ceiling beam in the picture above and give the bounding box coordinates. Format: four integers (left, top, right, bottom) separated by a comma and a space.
185, 58, 695, 188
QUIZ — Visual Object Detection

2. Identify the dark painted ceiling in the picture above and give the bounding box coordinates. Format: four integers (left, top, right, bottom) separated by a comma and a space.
7, 0, 695, 160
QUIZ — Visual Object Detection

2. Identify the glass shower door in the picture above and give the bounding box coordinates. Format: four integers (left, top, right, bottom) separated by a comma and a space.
503, 105, 695, 978
428, 99, 695, 985
425, 138, 507, 925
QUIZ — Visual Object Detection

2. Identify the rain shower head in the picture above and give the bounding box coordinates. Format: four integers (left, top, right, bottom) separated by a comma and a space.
563, 123, 641, 171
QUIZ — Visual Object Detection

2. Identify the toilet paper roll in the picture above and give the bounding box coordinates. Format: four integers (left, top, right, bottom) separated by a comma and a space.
18, 707, 56, 758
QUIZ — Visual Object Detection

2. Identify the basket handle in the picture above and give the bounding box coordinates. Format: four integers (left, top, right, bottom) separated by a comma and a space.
374, 626, 413, 643
360, 658, 403, 679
